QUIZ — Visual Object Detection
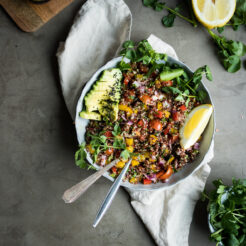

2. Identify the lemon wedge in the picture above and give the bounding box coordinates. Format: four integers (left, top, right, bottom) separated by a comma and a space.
192, 0, 236, 29
180, 104, 213, 150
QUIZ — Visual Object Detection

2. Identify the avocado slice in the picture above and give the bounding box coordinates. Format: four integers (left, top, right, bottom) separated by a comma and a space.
82, 68, 122, 121
98, 101, 119, 121
79, 111, 101, 121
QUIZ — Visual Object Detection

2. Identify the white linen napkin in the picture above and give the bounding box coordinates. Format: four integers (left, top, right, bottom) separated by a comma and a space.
57, 1, 213, 245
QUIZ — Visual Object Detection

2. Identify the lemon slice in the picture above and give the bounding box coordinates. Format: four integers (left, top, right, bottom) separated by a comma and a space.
180, 104, 213, 150
192, 0, 236, 29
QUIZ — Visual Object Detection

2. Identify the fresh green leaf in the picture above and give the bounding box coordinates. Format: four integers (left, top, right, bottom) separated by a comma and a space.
205, 65, 213, 81
120, 149, 130, 160
123, 40, 134, 49
75, 143, 88, 169
154, 2, 165, 11
217, 26, 225, 33
162, 12, 176, 27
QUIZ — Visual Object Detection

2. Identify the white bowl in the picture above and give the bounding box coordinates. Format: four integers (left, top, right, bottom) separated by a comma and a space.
75, 56, 215, 191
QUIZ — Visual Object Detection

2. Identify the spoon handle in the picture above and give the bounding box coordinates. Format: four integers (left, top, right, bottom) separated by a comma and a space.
93, 158, 132, 228
62, 159, 119, 203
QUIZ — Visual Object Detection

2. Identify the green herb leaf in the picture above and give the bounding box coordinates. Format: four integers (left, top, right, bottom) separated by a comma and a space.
162, 12, 176, 27
75, 143, 88, 169
217, 26, 224, 33
120, 149, 131, 160
123, 40, 134, 49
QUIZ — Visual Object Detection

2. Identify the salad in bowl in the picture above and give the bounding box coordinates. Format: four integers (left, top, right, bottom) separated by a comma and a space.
75, 40, 214, 190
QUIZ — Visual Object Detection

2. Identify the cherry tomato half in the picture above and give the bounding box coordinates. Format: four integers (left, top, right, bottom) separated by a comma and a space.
149, 119, 163, 131
159, 166, 173, 180
106, 148, 114, 155
111, 166, 117, 174
172, 111, 180, 122
139, 94, 152, 105
143, 179, 152, 185
155, 111, 163, 119
162, 80, 173, 87
179, 105, 187, 111
124, 77, 130, 85
104, 131, 113, 138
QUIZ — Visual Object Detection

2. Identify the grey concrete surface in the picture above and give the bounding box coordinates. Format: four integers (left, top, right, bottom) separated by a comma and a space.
0, 1, 246, 246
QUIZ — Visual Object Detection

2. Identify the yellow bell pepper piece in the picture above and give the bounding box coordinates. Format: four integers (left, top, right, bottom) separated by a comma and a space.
126, 146, 134, 153
151, 164, 157, 171
149, 135, 158, 145
155, 80, 161, 88
130, 177, 137, 183
133, 109, 138, 114
115, 161, 126, 168
132, 160, 140, 166
136, 74, 143, 80
126, 138, 134, 146
167, 156, 175, 165
119, 104, 133, 115
157, 101, 163, 110
163, 110, 170, 118
170, 128, 178, 134
86, 144, 94, 154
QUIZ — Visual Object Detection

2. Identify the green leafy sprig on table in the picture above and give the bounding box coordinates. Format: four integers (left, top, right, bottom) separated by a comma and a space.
143, 0, 197, 27
75, 123, 130, 169
207, 28, 246, 73
142, 0, 246, 73
202, 178, 246, 246
225, 0, 246, 31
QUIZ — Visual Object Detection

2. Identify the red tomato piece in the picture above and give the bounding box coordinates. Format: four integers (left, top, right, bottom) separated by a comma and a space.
104, 131, 113, 138
143, 179, 152, 185
170, 135, 179, 143
139, 94, 151, 105
163, 123, 171, 135
124, 77, 130, 85
179, 105, 187, 111
106, 148, 114, 155
149, 119, 163, 131
162, 80, 173, 87
155, 111, 163, 119
137, 119, 144, 127
159, 166, 173, 180
111, 166, 117, 174
172, 111, 180, 122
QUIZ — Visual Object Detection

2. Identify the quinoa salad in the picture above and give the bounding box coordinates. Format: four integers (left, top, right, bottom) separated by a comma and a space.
84, 62, 201, 185
76, 39, 212, 185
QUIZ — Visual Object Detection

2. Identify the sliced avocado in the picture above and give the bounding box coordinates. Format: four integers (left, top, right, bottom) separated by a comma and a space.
79, 111, 101, 121
83, 68, 122, 117
99, 68, 122, 83
98, 101, 119, 121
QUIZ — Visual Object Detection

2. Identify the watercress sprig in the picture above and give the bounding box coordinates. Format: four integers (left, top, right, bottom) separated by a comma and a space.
75, 123, 131, 169
207, 28, 246, 73
202, 178, 246, 246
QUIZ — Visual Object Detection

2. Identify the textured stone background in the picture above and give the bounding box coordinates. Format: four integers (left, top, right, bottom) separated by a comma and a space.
0, 1, 246, 245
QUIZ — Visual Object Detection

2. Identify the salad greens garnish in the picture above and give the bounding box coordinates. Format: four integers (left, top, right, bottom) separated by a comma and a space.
202, 178, 246, 246
119, 39, 212, 106
142, 0, 246, 73
75, 123, 131, 169
119, 39, 167, 68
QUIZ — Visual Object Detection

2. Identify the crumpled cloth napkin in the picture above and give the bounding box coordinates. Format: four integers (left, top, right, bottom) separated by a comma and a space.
57, 0, 213, 245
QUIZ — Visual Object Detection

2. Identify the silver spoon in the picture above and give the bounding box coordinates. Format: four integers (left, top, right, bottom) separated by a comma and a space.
93, 158, 132, 227
62, 158, 120, 203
